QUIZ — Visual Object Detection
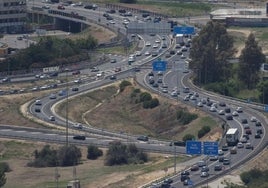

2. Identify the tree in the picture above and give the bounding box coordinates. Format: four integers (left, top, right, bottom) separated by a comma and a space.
57, 145, 82, 166
87, 145, 103, 160
183, 134, 195, 142
0, 169, 6, 187
257, 80, 268, 104
190, 21, 235, 84
238, 33, 266, 89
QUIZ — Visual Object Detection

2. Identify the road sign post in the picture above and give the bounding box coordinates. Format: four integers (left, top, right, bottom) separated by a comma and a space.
152, 60, 167, 72
203, 141, 218, 156
186, 141, 202, 155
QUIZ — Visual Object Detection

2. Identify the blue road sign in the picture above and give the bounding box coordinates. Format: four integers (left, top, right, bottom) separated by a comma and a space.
173, 26, 195, 35
152, 60, 167, 72
203, 141, 219, 156
186, 141, 202, 155
264, 105, 268, 112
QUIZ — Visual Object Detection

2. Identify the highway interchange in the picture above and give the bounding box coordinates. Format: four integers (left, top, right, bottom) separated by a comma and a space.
0, 1, 268, 188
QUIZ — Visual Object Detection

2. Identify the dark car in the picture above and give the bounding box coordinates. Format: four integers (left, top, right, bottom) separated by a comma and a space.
226, 114, 233, 120
214, 164, 223, 171
110, 59, 117, 63
72, 70, 81, 75
224, 108, 231, 113
257, 129, 263, 134
190, 165, 199, 171
73, 135, 86, 140
255, 121, 262, 127
221, 145, 228, 151
241, 119, 248, 124
71, 87, 79, 91
255, 133, 261, 139
148, 72, 154, 76
35, 108, 41, 113
172, 141, 186, 147
219, 101, 226, 107
181, 174, 190, 182
137, 135, 149, 141
110, 75, 117, 80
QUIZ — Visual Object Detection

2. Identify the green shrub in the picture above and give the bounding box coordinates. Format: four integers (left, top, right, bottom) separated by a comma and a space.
198, 126, 211, 138
183, 134, 195, 142
140, 92, 152, 102
0, 162, 11, 172
87, 145, 103, 160
119, 80, 131, 92
176, 109, 198, 125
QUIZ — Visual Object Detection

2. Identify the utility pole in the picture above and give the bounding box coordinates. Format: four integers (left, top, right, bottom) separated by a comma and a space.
65, 71, 69, 146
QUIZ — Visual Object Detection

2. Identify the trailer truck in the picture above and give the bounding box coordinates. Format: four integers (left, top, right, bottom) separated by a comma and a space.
175, 34, 184, 46
226, 128, 239, 146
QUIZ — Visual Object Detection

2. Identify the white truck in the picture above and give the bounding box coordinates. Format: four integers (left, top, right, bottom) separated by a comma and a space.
175, 34, 184, 46
226, 128, 239, 146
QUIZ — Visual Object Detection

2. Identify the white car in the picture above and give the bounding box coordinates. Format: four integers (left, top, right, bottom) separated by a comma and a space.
74, 123, 83, 129
197, 102, 203, 107
218, 149, 224, 156
155, 39, 161, 43
209, 107, 217, 112
250, 116, 257, 122
109, 20, 115, 24
144, 51, 151, 56
237, 142, 244, 148
153, 44, 159, 48
135, 51, 142, 56
145, 42, 151, 46
232, 111, 239, 116
218, 110, 225, 115
236, 107, 243, 113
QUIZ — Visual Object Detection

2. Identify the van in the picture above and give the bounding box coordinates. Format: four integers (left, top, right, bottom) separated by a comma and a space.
230, 146, 237, 154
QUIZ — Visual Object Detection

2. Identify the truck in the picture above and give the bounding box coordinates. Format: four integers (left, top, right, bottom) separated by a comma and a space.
175, 34, 184, 46
226, 128, 239, 146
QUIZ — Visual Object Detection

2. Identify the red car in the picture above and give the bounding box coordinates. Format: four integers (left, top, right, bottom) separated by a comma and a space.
57, 5, 65, 10
72, 70, 80, 75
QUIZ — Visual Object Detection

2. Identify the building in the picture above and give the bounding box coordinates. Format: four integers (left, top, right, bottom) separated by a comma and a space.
0, 0, 27, 33
210, 3, 268, 27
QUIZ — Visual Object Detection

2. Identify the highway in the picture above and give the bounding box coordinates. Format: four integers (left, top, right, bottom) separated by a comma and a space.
0, 1, 268, 188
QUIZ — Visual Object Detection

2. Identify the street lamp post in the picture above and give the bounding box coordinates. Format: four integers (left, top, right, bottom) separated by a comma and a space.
65, 71, 69, 146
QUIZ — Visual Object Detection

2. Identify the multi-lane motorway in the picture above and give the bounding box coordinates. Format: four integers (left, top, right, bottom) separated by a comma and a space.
1, 1, 268, 188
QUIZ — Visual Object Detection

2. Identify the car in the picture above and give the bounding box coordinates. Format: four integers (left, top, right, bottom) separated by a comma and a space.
57, 5, 65, 9
74, 123, 83, 129
243, 124, 250, 129
209, 107, 217, 112
218, 149, 224, 156
201, 166, 209, 172
137, 135, 149, 141
183, 87, 190, 93
245, 143, 253, 149
237, 142, 244, 148
72, 70, 81, 75
109, 20, 115, 24
2, 77, 10, 82
230, 146, 237, 154
162, 43, 168, 48
257, 129, 263, 134
71, 87, 79, 91
255, 121, 262, 127
190, 95, 196, 100
144, 51, 151, 56
226, 114, 233, 120
240, 137, 247, 143
197, 102, 203, 107
181, 174, 190, 182
181, 54, 186, 59
177, 50, 182, 55
223, 158, 230, 165
165, 53, 171, 58
162, 84, 168, 88
152, 44, 159, 48
241, 119, 248, 124
73, 135, 86, 140
149, 79, 154, 84
91, 67, 99, 72
219, 101, 226, 107
232, 111, 239, 116
35, 100, 42, 106
200, 171, 209, 177
157, 78, 163, 83
155, 39, 161, 43
255, 133, 261, 139
190, 165, 199, 171
218, 156, 225, 162
110, 75, 117, 80
221, 145, 228, 151
250, 116, 257, 122
145, 42, 151, 46
209, 155, 218, 161
169, 50, 175, 55
162, 88, 168, 93
152, 83, 159, 88
218, 110, 225, 115
170, 91, 178, 97
42, 4, 50, 9
245, 129, 252, 135
183, 179, 190, 185
243, 134, 250, 140
183, 96, 190, 101
35, 108, 41, 113
181, 171, 190, 176
114, 67, 121, 72
163, 178, 173, 184
197, 160, 206, 167
214, 164, 223, 171
224, 108, 231, 113
49, 94, 57, 99
172, 141, 186, 147
236, 107, 243, 113
135, 51, 142, 56
49, 116, 55, 121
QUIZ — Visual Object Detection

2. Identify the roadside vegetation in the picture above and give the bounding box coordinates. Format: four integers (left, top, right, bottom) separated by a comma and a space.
190, 20, 267, 103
